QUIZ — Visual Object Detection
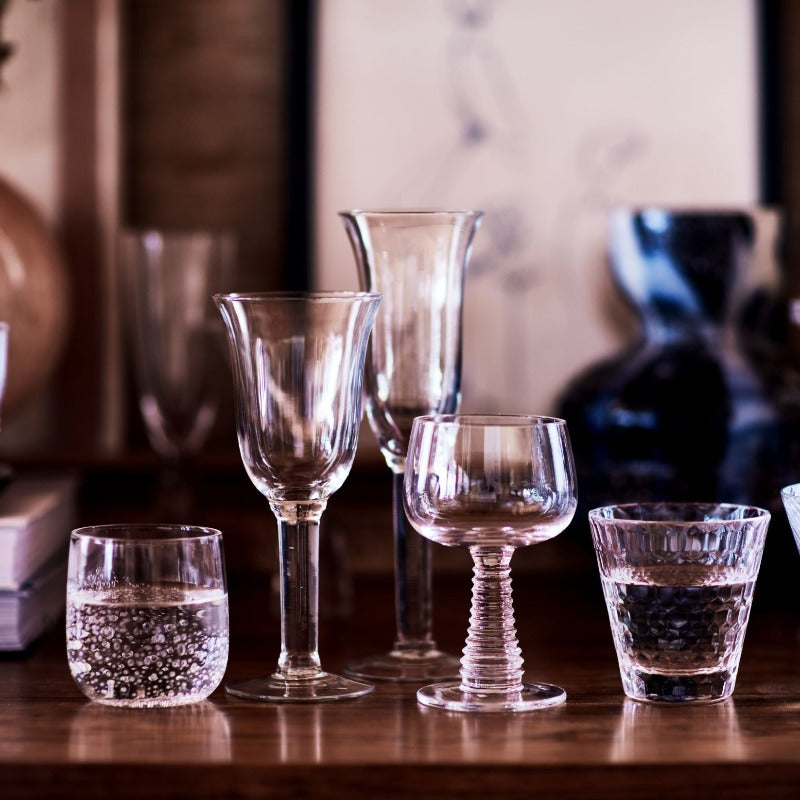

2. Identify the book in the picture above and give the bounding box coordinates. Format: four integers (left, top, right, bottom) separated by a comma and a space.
0, 554, 66, 650
0, 474, 76, 590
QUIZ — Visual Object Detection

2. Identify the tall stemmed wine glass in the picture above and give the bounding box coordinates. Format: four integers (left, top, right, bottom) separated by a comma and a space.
404, 415, 577, 712
215, 291, 381, 702
121, 229, 235, 518
340, 210, 483, 682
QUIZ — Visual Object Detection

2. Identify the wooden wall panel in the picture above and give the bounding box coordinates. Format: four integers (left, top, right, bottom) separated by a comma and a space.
54, 0, 107, 456
122, 0, 288, 293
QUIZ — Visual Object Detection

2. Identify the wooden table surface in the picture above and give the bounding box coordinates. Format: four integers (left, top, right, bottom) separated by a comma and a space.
5, 569, 800, 799
4, 464, 800, 799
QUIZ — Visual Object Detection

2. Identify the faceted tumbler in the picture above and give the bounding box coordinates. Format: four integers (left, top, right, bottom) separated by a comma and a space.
589, 502, 770, 704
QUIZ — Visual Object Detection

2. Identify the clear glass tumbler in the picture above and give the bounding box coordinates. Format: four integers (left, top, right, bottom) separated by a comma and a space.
404, 414, 577, 712
589, 502, 770, 704
66, 524, 229, 708
215, 291, 381, 702
340, 209, 483, 682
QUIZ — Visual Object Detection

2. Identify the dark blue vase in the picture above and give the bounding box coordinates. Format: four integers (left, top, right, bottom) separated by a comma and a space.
557, 208, 781, 511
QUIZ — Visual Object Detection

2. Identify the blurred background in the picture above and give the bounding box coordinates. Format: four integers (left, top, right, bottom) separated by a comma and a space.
0, 0, 798, 589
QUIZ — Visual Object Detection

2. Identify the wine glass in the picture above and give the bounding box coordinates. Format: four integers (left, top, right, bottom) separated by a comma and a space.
340, 209, 483, 682
215, 291, 381, 702
120, 229, 235, 517
404, 414, 577, 712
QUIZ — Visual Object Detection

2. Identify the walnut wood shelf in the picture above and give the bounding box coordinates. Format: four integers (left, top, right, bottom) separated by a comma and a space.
4, 566, 800, 799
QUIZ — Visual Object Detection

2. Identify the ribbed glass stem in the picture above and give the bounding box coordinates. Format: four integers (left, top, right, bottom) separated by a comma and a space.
392, 470, 435, 654
460, 547, 524, 693
274, 509, 324, 680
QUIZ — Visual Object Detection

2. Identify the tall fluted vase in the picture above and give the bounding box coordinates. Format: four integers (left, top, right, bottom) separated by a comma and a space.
340, 210, 483, 682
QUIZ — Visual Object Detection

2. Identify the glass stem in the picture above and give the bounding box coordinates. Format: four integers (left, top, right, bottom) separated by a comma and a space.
273, 504, 325, 681
392, 470, 436, 654
460, 546, 524, 694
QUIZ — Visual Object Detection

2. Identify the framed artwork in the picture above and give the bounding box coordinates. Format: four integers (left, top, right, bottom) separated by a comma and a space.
313, 0, 762, 415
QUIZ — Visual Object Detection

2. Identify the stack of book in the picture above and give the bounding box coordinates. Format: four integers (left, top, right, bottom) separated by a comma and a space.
0, 474, 76, 650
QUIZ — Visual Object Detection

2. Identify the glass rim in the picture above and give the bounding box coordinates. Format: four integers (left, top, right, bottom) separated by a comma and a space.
339, 208, 484, 218
71, 523, 223, 544
412, 413, 567, 428
781, 483, 800, 498
588, 502, 771, 525
213, 290, 382, 304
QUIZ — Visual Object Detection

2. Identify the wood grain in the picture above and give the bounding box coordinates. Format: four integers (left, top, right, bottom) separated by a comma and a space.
4, 558, 800, 798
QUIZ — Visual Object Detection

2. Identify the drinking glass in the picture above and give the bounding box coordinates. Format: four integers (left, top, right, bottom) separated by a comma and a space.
340, 209, 483, 682
66, 524, 229, 708
589, 502, 770, 704
215, 291, 381, 702
404, 414, 577, 712
781, 483, 800, 551
120, 229, 235, 516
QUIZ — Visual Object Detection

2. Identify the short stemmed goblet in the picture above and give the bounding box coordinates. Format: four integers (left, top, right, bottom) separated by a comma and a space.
215, 291, 381, 702
404, 414, 577, 712
340, 209, 483, 682
120, 229, 235, 518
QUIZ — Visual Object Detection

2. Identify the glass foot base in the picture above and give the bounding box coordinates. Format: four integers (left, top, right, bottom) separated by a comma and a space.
417, 681, 567, 712
343, 650, 461, 682
622, 667, 734, 704
225, 672, 374, 703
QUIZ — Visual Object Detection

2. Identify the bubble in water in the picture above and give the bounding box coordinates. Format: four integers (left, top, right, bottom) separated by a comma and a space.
66, 585, 229, 708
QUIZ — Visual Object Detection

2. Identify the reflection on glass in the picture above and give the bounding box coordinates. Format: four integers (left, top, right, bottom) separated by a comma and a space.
276, 706, 324, 763
610, 698, 744, 762
68, 701, 232, 762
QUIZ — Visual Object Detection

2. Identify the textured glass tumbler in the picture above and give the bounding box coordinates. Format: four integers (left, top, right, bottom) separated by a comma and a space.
340, 209, 483, 682
780, 484, 800, 552
589, 503, 770, 704
215, 291, 381, 702
404, 415, 577, 712
66, 524, 229, 708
